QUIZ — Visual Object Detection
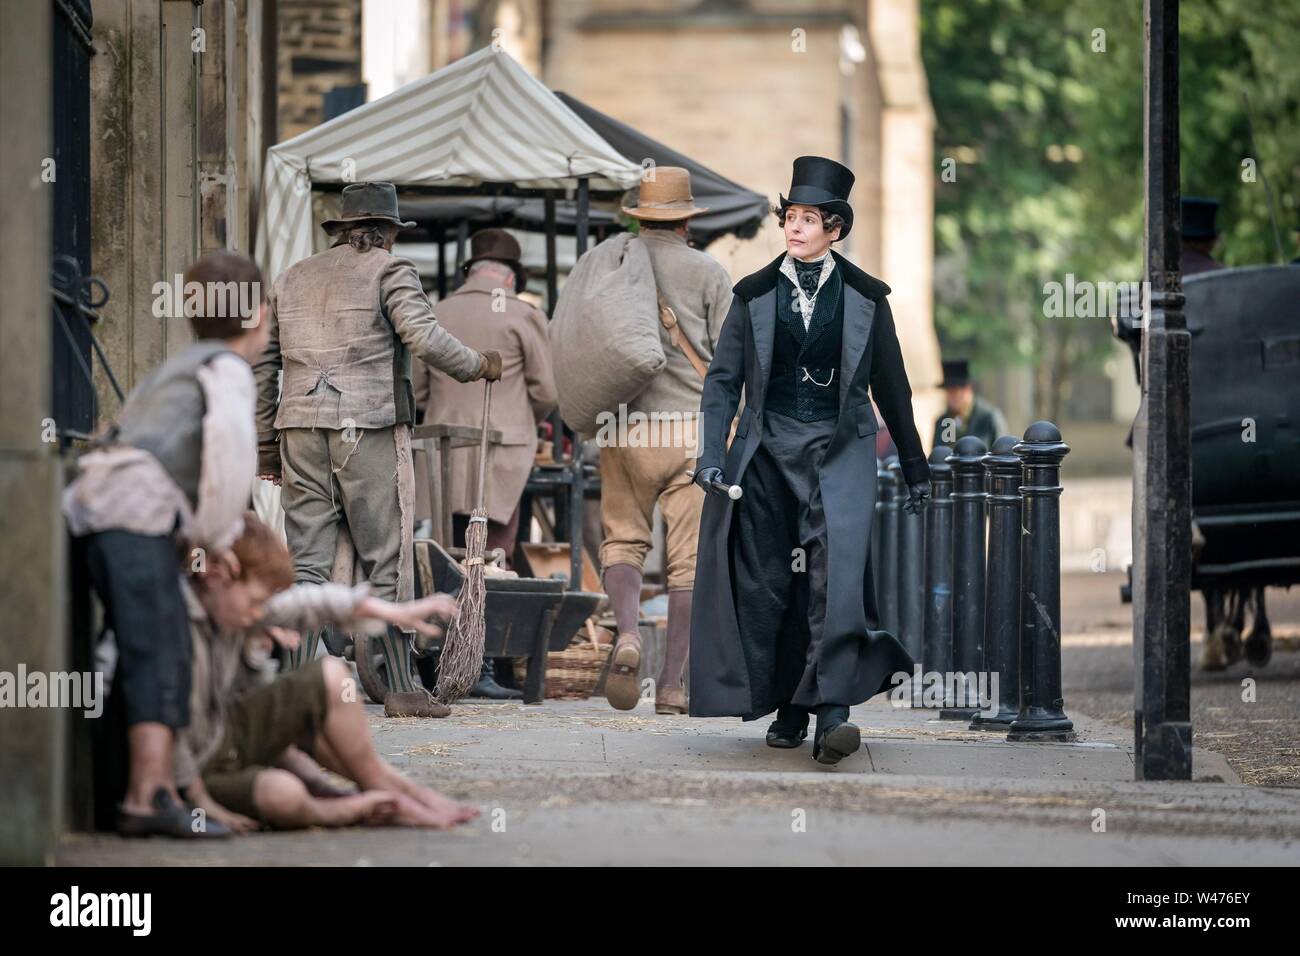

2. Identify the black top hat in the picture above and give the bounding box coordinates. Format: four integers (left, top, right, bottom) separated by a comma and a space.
321, 182, 417, 233
461, 228, 529, 292
940, 359, 972, 388
778, 155, 855, 240
1181, 196, 1219, 241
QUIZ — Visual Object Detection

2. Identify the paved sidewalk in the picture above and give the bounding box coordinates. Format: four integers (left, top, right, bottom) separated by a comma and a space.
57, 694, 1300, 866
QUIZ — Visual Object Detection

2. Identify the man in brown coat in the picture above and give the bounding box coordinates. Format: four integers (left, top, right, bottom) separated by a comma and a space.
414, 229, 557, 698
255, 182, 501, 718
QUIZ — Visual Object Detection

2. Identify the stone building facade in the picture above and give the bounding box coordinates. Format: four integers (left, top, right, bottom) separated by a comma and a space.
541, 0, 942, 432
279, 0, 363, 140
271, 0, 942, 432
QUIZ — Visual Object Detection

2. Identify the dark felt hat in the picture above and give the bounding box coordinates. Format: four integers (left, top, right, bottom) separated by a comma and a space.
940, 359, 972, 388
778, 155, 855, 240
461, 228, 528, 292
1181, 196, 1220, 241
321, 181, 417, 232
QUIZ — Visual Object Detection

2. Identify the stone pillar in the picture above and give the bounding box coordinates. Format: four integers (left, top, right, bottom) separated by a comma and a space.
0, 0, 64, 866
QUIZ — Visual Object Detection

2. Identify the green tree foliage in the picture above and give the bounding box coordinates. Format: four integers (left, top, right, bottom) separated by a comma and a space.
922, 0, 1300, 420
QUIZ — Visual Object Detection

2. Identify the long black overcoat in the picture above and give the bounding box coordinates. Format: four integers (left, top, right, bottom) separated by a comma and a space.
689, 252, 931, 719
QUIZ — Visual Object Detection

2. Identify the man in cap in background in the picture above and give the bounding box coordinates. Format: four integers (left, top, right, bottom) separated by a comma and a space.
414, 228, 556, 700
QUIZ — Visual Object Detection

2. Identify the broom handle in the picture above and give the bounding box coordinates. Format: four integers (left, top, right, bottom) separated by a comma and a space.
475, 379, 493, 511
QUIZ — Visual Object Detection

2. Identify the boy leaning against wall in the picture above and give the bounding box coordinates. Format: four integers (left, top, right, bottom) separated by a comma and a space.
64, 251, 267, 838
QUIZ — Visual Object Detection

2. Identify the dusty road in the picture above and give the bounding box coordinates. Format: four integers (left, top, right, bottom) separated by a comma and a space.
1063, 572, 1300, 787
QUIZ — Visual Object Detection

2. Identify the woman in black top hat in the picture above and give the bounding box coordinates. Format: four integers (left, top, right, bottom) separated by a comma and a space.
689, 156, 931, 764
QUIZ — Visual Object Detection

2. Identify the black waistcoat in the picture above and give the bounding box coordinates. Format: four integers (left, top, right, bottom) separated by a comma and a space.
767, 266, 844, 422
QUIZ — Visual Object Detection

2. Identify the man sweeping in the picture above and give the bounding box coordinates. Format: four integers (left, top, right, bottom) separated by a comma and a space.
255, 181, 501, 718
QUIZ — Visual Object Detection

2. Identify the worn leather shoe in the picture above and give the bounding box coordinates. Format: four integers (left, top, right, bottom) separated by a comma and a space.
384, 689, 452, 718
118, 787, 230, 839
813, 721, 861, 765
765, 705, 810, 748
605, 633, 642, 711
766, 721, 808, 748
469, 658, 523, 700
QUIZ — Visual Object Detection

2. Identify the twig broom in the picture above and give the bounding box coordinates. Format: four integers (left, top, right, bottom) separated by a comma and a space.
435, 380, 492, 703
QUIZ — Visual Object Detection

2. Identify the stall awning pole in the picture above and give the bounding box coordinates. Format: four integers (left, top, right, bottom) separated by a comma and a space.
544, 192, 563, 465
435, 224, 447, 299
570, 177, 591, 586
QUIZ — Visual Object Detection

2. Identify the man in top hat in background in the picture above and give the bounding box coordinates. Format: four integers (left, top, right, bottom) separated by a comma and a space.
690, 156, 931, 764
596, 167, 734, 716
1181, 196, 1225, 275
413, 228, 556, 700
931, 358, 1009, 451
255, 182, 501, 718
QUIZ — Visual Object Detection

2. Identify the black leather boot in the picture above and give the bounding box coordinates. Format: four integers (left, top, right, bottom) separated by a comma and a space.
765, 703, 810, 748
468, 657, 523, 700
812, 704, 859, 765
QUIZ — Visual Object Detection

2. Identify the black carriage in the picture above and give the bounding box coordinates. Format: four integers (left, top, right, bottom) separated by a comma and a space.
1116, 264, 1300, 665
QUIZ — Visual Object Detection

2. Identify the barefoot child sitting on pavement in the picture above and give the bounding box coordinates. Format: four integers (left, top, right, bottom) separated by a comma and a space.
177, 515, 480, 832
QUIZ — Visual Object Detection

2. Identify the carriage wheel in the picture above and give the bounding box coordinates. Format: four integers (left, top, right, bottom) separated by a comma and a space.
355, 629, 436, 704
352, 632, 388, 704
354, 631, 421, 705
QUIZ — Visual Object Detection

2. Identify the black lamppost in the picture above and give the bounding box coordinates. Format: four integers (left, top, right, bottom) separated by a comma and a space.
1134, 0, 1193, 779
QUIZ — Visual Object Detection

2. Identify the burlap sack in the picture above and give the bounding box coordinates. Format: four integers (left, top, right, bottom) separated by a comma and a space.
549, 233, 665, 437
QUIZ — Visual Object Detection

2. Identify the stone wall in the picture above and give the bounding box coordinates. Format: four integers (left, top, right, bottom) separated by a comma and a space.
278, 0, 363, 141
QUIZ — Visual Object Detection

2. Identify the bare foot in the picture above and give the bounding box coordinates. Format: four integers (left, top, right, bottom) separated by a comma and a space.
389, 792, 476, 828
358, 791, 400, 826
386, 772, 480, 823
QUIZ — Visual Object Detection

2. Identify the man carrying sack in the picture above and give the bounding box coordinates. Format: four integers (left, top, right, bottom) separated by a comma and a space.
560, 167, 733, 714
255, 181, 501, 718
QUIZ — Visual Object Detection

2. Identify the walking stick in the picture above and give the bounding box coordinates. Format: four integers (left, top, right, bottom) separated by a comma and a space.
435, 380, 493, 703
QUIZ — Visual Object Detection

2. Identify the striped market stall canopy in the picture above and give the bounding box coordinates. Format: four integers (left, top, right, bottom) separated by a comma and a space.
255, 46, 642, 283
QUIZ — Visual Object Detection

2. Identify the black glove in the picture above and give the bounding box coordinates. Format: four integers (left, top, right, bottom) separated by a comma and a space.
902, 480, 931, 515
693, 466, 724, 493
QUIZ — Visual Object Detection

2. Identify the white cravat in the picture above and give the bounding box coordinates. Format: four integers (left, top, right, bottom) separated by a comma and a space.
779, 253, 836, 330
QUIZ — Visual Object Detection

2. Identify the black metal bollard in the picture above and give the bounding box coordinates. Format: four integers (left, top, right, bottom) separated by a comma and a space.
896, 461, 926, 665
1007, 421, 1076, 742
923, 446, 954, 687
970, 435, 1022, 730
940, 436, 988, 720
878, 457, 901, 638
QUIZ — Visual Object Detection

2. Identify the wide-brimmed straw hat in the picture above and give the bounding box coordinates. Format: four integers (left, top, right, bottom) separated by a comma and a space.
321, 181, 417, 233
621, 167, 709, 222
